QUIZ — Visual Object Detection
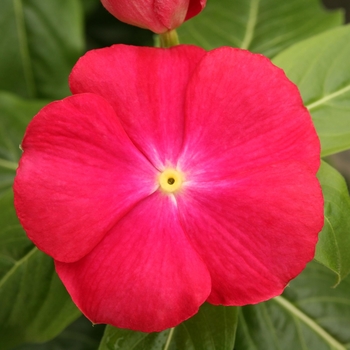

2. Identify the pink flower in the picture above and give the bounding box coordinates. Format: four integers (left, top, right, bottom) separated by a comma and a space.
100, 0, 206, 33
14, 45, 323, 332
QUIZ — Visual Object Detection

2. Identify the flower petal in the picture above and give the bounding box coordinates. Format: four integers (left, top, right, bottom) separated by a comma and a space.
101, 0, 171, 33
185, 0, 206, 21
14, 93, 157, 263
69, 44, 206, 169
177, 162, 324, 305
100, 0, 205, 33
179, 47, 320, 179
55, 193, 211, 332
154, 0, 189, 29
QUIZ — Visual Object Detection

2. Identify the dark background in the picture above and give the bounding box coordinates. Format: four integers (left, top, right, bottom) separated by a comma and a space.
323, 0, 350, 21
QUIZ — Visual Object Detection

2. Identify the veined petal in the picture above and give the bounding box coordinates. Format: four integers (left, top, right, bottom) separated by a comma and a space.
101, 0, 168, 33
55, 192, 211, 332
101, 0, 205, 33
179, 47, 320, 179
154, 0, 189, 29
14, 93, 157, 263
70, 44, 206, 170
177, 162, 323, 305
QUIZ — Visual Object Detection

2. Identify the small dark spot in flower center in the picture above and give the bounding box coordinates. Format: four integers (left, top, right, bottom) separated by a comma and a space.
167, 177, 175, 185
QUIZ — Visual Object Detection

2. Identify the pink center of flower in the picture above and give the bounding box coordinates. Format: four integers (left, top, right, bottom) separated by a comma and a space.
158, 168, 183, 193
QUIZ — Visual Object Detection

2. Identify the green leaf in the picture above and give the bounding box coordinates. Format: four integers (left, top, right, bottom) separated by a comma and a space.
235, 260, 350, 350
13, 316, 105, 350
0, 92, 47, 194
177, 0, 342, 57
0, 0, 84, 99
273, 25, 350, 157
98, 303, 238, 350
0, 190, 81, 350
315, 161, 350, 283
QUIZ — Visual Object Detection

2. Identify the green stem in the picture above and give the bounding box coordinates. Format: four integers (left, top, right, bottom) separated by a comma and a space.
159, 29, 180, 48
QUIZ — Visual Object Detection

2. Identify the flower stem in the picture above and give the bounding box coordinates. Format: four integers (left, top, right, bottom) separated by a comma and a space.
159, 29, 180, 48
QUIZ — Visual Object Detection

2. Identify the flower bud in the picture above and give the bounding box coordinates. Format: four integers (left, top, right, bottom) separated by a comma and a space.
100, 0, 206, 33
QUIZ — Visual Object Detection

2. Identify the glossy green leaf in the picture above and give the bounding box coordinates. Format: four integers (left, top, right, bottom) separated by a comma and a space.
235, 260, 350, 350
0, 0, 84, 99
98, 303, 238, 350
315, 161, 350, 283
177, 0, 342, 57
273, 25, 350, 156
0, 92, 47, 195
0, 190, 81, 350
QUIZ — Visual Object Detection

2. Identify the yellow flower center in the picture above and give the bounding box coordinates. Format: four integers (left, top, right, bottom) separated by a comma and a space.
158, 168, 183, 193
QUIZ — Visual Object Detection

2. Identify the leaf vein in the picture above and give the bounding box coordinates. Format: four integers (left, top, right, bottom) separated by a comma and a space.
0, 246, 37, 291
240, 0, 260, 50
273, 296, 346, 350
0, 158, 18, 171
13, 0, 37, 97
163, 327, 175, 350
307, 84, 350, 111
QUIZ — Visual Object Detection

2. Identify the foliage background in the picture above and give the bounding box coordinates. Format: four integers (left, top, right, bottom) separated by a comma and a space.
1, 0, 350, 349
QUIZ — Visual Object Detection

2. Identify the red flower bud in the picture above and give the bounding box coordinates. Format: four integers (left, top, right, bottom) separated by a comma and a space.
100, 0, 206, 33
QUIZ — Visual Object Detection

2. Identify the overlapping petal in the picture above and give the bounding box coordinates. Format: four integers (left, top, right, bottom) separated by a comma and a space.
69, 44, 206, 170
174, 47, 323, 305
185, 0, 206, 21
55, 192, 211, 332
14, 93, 157, 263
177, 162, 323, 305
178, 47, 320, 179
14, 44, 324, 332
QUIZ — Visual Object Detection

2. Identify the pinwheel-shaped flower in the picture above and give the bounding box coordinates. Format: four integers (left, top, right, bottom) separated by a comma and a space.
100, 0, 206, 33
14, 45, 323, 332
